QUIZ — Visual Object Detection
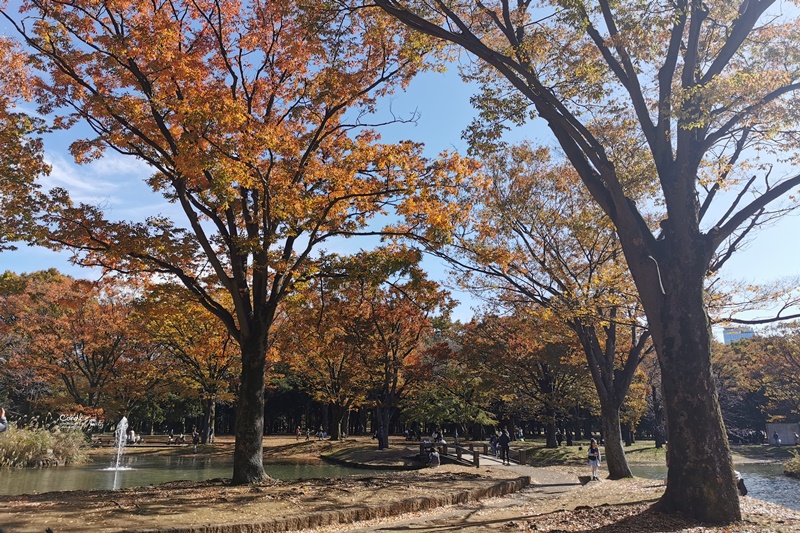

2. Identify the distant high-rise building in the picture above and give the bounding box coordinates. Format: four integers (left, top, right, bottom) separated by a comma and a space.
723, 326, 755, 345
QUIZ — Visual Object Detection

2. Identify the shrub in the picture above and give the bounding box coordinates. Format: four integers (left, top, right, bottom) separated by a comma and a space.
0, 425, 88, 467
784, 449, 800, 479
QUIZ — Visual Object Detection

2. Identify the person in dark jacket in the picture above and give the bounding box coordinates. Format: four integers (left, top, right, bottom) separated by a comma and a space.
499, 429, 511, 465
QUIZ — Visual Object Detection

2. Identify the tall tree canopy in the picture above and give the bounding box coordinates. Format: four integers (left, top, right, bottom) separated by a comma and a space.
428, 142, 651, 477
374, 0, 800, 521
2, 0, 472, 483
0, 33, 51, 249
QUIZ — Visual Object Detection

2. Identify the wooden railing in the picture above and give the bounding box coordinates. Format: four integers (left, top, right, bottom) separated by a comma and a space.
420, 441, 529, 467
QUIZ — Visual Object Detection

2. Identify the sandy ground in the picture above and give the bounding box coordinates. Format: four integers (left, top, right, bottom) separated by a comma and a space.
0, 436, 798, 533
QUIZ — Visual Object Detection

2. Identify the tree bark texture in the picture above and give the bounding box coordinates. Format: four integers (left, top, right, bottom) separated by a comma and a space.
599, 403, 632, 479
202, 397, 215, 444
231, 338, 267, 484
636, 246, 740, 523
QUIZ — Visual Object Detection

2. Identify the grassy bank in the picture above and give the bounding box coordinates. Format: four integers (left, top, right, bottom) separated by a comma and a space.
496, 439, 796, 466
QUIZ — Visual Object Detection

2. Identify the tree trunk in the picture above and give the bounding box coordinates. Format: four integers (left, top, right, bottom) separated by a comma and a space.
576, 322, 641, 479
329, 403, 346, 441
545, 420, 557, 448
201, 397, 214, 444
232, 338, 267, 484
600, 403, 632, 479
641, 251, 740, 523
379, 408, 391, 449
654, 316, 739, 521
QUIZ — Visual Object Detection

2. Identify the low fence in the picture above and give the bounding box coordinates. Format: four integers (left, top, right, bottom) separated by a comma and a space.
419, 442, 529, 467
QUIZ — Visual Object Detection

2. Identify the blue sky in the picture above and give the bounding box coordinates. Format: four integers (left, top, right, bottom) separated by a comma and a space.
1, 57, 798, 330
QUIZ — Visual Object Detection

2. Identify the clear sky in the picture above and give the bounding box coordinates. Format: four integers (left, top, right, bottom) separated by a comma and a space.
1, 49, 798, 330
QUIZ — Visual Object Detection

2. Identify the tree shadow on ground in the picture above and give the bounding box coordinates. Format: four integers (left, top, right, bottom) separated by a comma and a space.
529, 503, 724, 533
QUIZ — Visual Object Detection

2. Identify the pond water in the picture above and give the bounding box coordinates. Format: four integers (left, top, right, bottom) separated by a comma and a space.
0, 455, 376, 496
630, 463, 800, 511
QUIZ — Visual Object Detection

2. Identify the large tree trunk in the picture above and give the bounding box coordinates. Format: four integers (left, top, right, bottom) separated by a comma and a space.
638, 245, 740, 523
232, 338, 267, 484
329, 403, 346, 441
654, 308, 739, 521
600, 402, 632, 479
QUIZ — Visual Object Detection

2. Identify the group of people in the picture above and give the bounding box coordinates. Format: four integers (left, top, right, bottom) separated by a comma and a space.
166, 426, 212, 446
126, 428, 143, 445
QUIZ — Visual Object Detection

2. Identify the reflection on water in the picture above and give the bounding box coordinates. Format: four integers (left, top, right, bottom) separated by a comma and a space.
0, 455, 375, 496
630, 463, 800, 511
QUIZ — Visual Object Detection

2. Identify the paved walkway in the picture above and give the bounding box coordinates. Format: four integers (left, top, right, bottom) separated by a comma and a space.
306, 463, 586, 533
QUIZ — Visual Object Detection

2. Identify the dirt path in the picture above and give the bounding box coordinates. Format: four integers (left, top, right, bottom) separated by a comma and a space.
304, 473, 800, 533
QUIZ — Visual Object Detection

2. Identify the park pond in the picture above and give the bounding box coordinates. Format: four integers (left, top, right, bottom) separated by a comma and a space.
631, 463, 800, 511
0, 455, 375, 495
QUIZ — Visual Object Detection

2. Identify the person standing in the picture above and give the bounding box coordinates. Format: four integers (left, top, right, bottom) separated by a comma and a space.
0, 407, 8, 433
588, 438, 601, 480
499, 429, 511, 465
489, 432, 499, 458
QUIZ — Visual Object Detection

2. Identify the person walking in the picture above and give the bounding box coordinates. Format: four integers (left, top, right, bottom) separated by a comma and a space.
0, 407, 8, 433
499, 428, 511, 465
588, 438, 601, 480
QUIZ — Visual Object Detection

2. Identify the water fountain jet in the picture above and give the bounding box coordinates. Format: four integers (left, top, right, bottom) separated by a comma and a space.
102, 416, 132, 472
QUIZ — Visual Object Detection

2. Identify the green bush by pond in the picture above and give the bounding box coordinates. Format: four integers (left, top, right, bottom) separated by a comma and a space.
784, 449, 800, 478
0, 426, 88, 467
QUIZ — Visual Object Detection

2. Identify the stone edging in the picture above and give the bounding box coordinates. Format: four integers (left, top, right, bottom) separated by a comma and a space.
129, 475, 531, 533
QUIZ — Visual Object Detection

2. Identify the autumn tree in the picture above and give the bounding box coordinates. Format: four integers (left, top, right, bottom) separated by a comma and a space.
462, 311, 594, 447
2, 0, 472, 483
0, 33, 51, 249
0, 270, 60, 415
753, 324, 800, 420
401, 337, 497, 435
343, 247, 453, 449
423, 143, 650, 476
374, 0, 800, 521
3, 272, 162, 417
275, 260, 373, 441
144, 284, 240, 443
714, 325, 800, 424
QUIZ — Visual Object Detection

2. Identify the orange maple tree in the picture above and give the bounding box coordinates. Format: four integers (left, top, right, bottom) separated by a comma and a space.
143, 284, 241, 443
460, 311, 594, 447
275, 267, 371, 441
426, 143, 652, 477
3, 273, 162, 418
338, 247, 452, 449
2, 0, 473, 482
0, 32, 52, 249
